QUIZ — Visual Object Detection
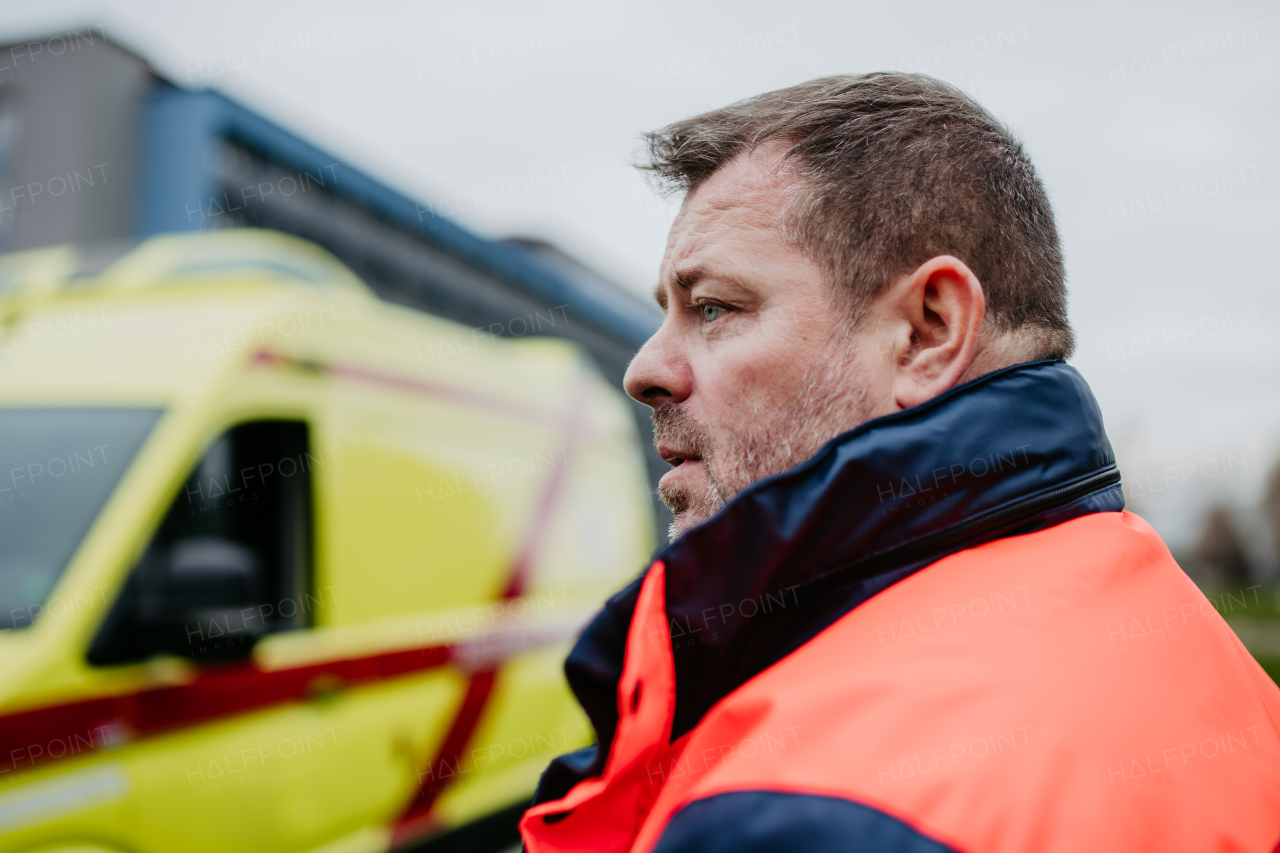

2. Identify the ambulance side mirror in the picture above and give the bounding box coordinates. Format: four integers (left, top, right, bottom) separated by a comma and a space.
89, 537, 266, 665
153, 537, 264, 660
165, 537, 260, 609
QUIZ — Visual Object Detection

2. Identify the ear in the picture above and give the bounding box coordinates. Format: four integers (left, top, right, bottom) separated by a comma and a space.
886, 255, 986, 410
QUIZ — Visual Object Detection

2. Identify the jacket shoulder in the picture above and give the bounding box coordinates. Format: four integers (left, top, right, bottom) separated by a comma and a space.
642, 512, 1280, 853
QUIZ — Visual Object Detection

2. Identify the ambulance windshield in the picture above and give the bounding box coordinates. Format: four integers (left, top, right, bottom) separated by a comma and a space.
0, 407, 161, 630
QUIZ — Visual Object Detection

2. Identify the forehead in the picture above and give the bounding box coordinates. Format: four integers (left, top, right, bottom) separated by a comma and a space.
663, 144, 797, 268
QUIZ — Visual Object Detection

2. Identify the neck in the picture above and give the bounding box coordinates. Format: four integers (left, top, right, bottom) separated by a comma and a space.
963, 331, 1054, 382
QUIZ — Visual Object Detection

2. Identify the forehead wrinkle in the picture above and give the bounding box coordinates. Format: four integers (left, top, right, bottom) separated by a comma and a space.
653, 146, 799, 311
667, 199, 777, 290
690, 183, 785, 234
655, 215, 710, 308
687, 146, 799, 230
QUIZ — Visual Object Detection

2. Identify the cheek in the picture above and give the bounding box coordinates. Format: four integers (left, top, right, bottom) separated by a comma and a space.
685, 294, 843, 426
691, 341, 803, 428
844, 340, 894, 405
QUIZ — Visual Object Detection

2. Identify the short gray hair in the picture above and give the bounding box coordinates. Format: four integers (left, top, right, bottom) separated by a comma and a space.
639, 73, 1074, 359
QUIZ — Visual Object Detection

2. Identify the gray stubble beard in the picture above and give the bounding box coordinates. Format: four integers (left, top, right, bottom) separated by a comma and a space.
654, 341, 871, 542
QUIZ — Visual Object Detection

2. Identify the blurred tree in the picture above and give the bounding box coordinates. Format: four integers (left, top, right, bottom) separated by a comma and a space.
1265, 459, 1280, 562
1195, 505, 1253, 587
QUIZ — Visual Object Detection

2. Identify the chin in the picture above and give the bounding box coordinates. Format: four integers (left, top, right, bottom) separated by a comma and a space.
658, 468, 725, 541
665, 504, 715, 542
667, 514, 695, 543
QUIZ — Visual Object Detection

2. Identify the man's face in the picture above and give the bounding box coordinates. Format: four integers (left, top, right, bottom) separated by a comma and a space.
624, 144, 892, 540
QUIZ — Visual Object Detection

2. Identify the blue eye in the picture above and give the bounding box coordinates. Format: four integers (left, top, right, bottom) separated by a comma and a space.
699, 304, 725, 322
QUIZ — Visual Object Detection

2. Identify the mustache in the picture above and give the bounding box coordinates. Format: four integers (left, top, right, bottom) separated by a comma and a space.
651, 404, 710, 458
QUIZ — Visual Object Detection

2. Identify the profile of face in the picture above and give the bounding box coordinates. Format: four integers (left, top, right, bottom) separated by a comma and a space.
624, 143, 994, 540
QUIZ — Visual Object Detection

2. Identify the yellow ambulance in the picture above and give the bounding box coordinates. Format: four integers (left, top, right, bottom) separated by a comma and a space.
0, 229, 653, 853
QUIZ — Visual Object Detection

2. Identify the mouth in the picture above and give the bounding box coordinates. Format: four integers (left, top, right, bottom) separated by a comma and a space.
657, 444, 703, 468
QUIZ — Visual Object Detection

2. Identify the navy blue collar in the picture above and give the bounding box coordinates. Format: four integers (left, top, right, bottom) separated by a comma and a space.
542, 360, 1123, 802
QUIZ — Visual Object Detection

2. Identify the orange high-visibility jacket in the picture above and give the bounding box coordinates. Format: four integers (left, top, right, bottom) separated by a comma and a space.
522, 361, 1280, 852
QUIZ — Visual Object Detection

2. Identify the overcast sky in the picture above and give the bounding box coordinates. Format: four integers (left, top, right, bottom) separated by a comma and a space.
1, 0, 1277, 553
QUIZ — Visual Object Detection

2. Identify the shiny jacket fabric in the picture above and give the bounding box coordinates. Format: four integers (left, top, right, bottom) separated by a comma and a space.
521, 361, 1280, 852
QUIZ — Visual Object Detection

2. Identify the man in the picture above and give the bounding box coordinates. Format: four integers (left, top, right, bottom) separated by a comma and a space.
519, 74, 1280, 852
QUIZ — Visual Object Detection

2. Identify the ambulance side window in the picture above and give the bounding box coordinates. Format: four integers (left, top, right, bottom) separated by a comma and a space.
88, 421, 313, 665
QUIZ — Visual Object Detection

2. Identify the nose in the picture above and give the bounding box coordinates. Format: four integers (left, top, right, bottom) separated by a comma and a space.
623, 328, 692, 409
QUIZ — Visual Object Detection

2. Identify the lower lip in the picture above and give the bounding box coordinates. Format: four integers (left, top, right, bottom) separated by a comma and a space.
659, 460, 704, 490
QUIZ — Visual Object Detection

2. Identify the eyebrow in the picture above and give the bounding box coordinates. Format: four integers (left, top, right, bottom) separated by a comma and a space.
652, 265, 706, 311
